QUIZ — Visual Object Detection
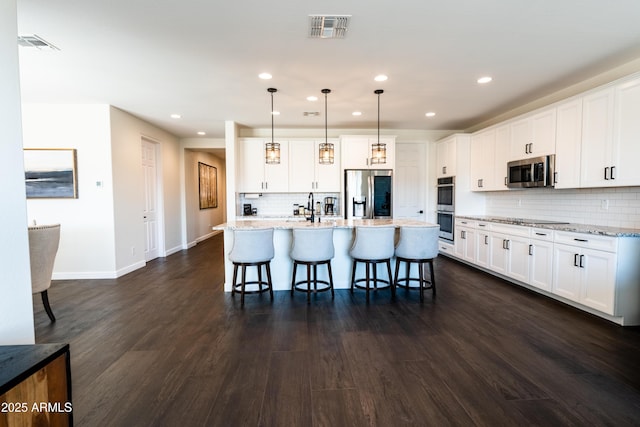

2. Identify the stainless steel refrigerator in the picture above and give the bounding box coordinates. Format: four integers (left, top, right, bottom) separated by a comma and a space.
344, 169, 393, 219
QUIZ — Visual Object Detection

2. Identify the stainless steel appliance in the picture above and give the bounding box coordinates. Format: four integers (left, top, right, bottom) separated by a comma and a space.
344, 170, 393, 219
507, 155, 555, 188
436, 177, 454, 212
436, 177, 455, 241
324, 196, 337, 215
437, 211, 454, 241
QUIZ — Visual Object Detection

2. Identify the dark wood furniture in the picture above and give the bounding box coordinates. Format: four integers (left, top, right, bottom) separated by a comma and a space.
0, 344, 72, 427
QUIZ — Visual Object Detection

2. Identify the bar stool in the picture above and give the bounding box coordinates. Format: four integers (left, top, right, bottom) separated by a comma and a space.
290, 227, 335, 303
349, 226, 396, 302
228, 228, 274, 307
394, 226, 439, 302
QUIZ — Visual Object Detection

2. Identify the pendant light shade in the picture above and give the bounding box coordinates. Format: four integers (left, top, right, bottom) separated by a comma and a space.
318, 88, 334, 165
266, 88, 280, 164
371, 89, 386, 164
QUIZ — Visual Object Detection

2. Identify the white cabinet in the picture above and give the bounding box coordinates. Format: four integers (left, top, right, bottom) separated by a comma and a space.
237, 138, 289, 192
509, 108, 556, 160
528, 231, 554, 291
554, 98, 583, 189
580, 87, 616, 188
469, 129, 495, 191
454, 219, 476, 263
493, 124, 511, 190
552, 232, 618, 315
475, 222, 491, 269
435, 135, 457, 177
289, 139, 341, 192
340, 136, 395, 170
612, 76, 640, 186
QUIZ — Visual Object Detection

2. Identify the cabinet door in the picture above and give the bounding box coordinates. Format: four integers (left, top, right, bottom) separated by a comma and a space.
237, 139, 266, 192
580, 248, 617, 315
315, 140, 341, 191
554, 99, 583, 189
506, 236, 530, 283
493, 124, 510, 190
580, 87, 615, 187
612, 77, 640, 186
529, 238, 553, 291
530, 108, 556, 156
289, 140, 315, 192
510, 117, 532, 160
470, 130, 495, 191
488, 233, 508, 275
263, 141, 289, 192
436, 137, 456, 178
476, 230, 491, 268
552, 244, 582, 301
462, 228, 477, 264
341, 137, 371, 169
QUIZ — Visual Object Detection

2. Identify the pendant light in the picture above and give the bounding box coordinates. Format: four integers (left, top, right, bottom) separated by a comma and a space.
370, 89, 386, 164
265, 87, 280, 164
318, 88, 334, 164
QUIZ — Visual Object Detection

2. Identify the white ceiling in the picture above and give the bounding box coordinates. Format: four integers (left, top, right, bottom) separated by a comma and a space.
16, 0, 640, 139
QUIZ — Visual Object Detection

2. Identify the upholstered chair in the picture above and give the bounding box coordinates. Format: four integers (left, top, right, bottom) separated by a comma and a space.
28, 224, 61, 322
394, 226, 439, 302
290, 227, 335, 303
228, 228, 275, 307
349, 226, 395, 302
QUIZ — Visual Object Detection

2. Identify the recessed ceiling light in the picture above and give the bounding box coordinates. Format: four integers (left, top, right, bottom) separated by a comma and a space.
307, 96, 318, 101
352, 111, 362, 116
271, 111, 280, 115
197, 131, 206, 136
477, 76, 493, 84
374, 74, 388, 82
425, 112, 436, 117
170, 114, 181, 119
259, 72, 272, 80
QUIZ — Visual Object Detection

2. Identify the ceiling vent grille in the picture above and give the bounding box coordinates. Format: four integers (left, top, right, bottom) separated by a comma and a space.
309, 15, 351, 39
17, 34, 59, 50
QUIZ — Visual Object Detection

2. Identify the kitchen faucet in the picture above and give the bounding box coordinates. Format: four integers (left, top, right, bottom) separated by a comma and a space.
307, 192, 315, 223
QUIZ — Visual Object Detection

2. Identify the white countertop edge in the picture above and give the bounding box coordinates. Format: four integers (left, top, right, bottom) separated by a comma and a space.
213, 218, 439, 231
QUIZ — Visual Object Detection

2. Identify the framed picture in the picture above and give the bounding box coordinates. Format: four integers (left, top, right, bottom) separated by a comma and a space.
198, 162, 217, 209
24, 148, 78, 199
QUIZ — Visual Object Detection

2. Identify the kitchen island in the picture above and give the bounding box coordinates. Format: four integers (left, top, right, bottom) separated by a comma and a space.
214, 218, 439, 292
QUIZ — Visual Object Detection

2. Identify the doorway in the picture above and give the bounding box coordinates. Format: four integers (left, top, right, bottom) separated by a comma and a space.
395, 142, 427, 220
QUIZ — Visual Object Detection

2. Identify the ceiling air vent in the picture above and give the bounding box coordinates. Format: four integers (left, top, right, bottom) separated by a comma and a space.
17, 34, 59, 50
309, 15, 351, 39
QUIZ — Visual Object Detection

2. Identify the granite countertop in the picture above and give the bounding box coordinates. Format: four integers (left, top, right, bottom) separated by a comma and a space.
456, 215, 640, 237
214, 218, 439, 230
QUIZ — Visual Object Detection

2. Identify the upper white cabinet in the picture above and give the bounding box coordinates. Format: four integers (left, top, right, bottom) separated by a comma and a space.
237, 138, 289, 192
341, 136, 395, 170
493, 124, 511, 190
612, 76, 640, 186
509, 108, 556, 160
580, 87, 616, 188
289, 139, 341, 192
554, 98, 583, 189
435, 135, 457, 178
470, 129, 495, 191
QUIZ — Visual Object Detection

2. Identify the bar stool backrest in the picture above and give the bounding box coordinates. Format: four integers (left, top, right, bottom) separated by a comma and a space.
350, 226, 395, 260
291, 227, 334, 262
229, 228, 274, 263
395, 226, 439, 260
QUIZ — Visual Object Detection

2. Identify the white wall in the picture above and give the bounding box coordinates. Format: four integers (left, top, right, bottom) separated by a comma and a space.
109, 107, 182, 269
0, 0, 35, 344
184, 150, 226, 245
22, 104, 117, 278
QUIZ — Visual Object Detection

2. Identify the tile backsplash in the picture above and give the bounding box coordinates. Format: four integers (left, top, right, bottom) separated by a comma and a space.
237, 192, 341, 217
485, 186, 640, 229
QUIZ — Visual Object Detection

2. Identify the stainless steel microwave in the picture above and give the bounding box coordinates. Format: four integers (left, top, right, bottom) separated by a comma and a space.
507, 155, 555, 188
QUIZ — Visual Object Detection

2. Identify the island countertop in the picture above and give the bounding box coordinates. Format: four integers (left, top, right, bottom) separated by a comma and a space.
214, 218, 438, 230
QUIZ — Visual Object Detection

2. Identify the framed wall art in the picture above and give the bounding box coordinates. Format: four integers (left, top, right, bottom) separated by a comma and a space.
24, 148, 78, 199
198, 162, 217, 209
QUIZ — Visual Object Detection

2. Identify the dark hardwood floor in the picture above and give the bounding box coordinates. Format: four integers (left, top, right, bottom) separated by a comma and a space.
34, 233, 640, 426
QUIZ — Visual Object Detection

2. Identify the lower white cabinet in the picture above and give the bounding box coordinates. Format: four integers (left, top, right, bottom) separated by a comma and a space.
552, 233, 617, 315
454, 219, 476, 263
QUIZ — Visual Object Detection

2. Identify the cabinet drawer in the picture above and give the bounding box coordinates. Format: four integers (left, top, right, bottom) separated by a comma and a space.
531, 228, 554, 241
455, 219, 476, 228
554, 231, 618, 252
491, 223, 531, 237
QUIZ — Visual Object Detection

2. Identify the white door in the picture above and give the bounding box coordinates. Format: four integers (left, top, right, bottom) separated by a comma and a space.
141, 139, 160, 261
395, 143, 426, 220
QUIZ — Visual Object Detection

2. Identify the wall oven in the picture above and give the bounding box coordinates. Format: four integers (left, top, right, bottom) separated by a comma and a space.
437, 211, 454, 241
436, 177, 455, 241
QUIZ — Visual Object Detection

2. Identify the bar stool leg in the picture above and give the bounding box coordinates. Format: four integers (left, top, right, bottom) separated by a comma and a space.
386, 259, 394, 299
428, 259, 436, 297
418, 260, 425, 302
241, 265, 247, 307
405, 260, 411, 288
327, 262, 335, 299
232, 264, 239, 297
291, 262, 298, 296
350, 260, 357, 293
306, 264, 312, 303
365, 261, 371, 303
265, 262, 274, 300
394, 258, 401, 290
313, 264, 318, 292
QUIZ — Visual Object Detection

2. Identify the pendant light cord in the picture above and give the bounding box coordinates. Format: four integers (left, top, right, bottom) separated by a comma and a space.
375, 89, 383, 143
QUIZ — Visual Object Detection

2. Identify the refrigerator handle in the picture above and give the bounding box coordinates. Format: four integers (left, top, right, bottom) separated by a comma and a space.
367, 173, 374, 219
